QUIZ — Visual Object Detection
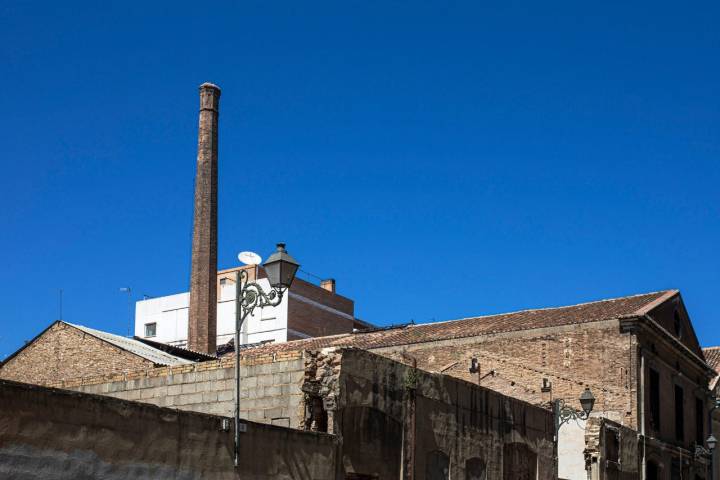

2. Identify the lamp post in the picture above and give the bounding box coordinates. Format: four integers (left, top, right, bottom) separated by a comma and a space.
119, 287, 132, 336
554, 387, 596, 441
695, 434, 717, 480
704, 397, 720, 480
233, 243, 299, 468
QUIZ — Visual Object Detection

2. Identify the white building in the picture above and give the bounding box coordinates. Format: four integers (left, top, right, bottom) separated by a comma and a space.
135, 265, 369, 349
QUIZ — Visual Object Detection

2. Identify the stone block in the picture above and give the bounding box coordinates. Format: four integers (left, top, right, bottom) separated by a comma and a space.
202, 391, 219, 403
248, 409, 264, 422
177, 392, 203, 406
264, 407, 283, 419
218, 390, 234, 402
168, 385, 182, 396
194, 381, 211, 392
263, 386, 281, 397
273, 372, 290, 385
181, 383, 197, 394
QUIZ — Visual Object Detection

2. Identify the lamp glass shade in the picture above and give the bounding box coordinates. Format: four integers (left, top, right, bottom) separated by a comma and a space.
263, 243, 300, 289
579, 387, 596, 414
707, 434, 717, 451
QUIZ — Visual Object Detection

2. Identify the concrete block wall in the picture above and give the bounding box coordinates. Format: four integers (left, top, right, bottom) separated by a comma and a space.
53, 351, 308, 428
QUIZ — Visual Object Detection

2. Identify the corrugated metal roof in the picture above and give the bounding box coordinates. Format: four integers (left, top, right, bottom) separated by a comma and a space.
67, 323, 193, 366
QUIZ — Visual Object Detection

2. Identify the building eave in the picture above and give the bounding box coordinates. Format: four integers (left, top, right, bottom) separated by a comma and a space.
619, 315, 716, 378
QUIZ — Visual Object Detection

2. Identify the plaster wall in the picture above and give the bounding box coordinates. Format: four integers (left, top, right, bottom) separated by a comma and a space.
0, 379, 338, 480
558, 418, 586, 480
136, 277, 290, 347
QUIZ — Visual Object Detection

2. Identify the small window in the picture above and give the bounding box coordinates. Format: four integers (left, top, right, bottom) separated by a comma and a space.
649, 369, 661, 430
646, 460, 659, 480
144, 322, 157, 337
674, 310, 683, 338
695, 398, 704, 445
675, 385, 684, 442
220, 278, 227, 286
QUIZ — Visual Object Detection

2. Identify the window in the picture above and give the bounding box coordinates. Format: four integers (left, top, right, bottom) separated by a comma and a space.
649, 368, 661, 430
144, 322, 157, 337
675, 385, 684, 442
646, 461, 659, 480
695, 398, 704, 445
673, 310, 683, 338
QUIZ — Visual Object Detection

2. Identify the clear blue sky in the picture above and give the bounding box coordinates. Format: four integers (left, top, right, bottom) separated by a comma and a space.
1, 1, 718, 359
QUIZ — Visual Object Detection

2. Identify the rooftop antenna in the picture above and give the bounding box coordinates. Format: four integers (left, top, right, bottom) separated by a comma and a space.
58, 288, 63, 321
119, 287, 132, 336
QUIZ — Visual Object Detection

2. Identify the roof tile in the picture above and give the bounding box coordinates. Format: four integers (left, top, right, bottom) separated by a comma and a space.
233, 290, 675, 356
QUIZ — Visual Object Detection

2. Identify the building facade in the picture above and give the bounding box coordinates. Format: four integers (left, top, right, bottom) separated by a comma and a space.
136, 265, 367, 349
35, 347, 556, 479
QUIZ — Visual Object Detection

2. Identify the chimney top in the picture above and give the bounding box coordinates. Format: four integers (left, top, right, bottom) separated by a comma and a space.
320, 279, 336, 294
199, 82, 221, 92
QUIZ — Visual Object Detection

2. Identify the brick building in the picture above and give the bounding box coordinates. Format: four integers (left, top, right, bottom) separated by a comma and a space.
190, 288, 714, 480
0, 321, 212, 385
3, 288, 717, 479
10, 347, 555, 479
703, 346, 720, 480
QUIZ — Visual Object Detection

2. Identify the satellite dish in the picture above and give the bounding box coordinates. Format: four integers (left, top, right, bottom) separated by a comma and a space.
238, 251, 262, 265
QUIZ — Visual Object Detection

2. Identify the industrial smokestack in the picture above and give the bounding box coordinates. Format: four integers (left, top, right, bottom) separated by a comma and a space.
188, 82, 220, 355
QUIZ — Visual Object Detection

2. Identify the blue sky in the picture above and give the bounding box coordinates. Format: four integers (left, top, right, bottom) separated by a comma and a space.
1, 1, 718, 358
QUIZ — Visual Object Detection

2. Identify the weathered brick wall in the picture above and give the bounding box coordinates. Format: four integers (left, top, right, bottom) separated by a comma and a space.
291, 278, 354, 315
58, 351, 307, 428
288, 296, 354, 338
0, 322, 153, 385
330, 348, 556, 480
584, 417, 639, 480
372, 319, 639, 428
288, 278, 355, 338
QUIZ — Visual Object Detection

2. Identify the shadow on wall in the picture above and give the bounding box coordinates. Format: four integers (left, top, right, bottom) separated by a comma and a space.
0, 380, 338, 480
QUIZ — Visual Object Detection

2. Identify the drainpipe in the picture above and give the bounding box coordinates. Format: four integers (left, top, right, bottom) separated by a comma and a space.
640, 348, 646, 480
401, 353, 417, 480
710, 396, 719, 480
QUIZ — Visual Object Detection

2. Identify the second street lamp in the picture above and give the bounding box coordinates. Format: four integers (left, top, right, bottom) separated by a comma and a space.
555, 387, 596, 439
233, 243, 300, 468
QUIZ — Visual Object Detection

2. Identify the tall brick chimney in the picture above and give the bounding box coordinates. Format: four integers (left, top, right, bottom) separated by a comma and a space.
188, 82, 220, 355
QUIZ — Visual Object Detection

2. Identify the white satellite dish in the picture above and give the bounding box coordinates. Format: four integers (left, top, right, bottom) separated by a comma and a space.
238, 251, 262, 266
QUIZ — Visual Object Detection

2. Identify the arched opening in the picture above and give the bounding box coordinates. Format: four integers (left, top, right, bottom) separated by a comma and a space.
339, 406, 402, 480
465, 457, 487, 480
503, 443, 537, 480
425, 450, 450, 480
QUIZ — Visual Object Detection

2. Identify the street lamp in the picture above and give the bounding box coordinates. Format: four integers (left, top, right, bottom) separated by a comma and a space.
696, 434, 717, 458
554, 387, 596, 437
233, 243, 299, 468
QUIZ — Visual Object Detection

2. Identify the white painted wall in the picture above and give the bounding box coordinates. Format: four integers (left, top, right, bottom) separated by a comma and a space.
135, 277, 288, 348
558, 418, 587, 480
